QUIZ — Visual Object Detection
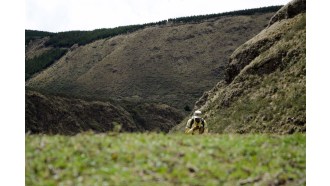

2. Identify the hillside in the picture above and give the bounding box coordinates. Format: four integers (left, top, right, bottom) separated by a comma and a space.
26, 90, 183, 134
172, 0, 306, 134
26, 10, 278, 112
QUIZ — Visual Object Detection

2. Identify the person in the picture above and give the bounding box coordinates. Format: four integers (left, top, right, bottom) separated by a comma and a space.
185, 110, 208, 134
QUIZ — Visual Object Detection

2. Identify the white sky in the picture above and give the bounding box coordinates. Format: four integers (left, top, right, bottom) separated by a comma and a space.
26, 0, 291, 32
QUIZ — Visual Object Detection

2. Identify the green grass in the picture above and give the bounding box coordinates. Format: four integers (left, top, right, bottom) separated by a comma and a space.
26, 133, 305, 185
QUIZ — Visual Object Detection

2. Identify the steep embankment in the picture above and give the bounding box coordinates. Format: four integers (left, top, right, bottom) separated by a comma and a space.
26, 12, 276, 111
26, 91, 183, 134
172, 0, 306, 134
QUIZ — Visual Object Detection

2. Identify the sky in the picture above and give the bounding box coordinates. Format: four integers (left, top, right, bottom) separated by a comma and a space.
26, 0, 292, 32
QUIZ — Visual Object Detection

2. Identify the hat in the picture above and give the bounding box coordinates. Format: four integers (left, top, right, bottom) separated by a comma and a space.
193, 110, 202, 118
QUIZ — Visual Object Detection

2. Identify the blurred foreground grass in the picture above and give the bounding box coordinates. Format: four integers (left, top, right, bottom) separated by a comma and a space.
26, 133, 305, 185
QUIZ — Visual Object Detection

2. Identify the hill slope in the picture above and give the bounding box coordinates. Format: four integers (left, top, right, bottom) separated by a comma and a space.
26, 11, 277, 111
172, 0, 306, 134
26, 90, 183, 134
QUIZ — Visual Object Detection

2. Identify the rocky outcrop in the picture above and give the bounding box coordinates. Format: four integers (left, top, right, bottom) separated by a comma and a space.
268, 0, 306, 26
226, 0, 306, 84
225, 35, 282, 83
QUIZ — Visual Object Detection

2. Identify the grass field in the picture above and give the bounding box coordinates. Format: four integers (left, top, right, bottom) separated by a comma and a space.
26, 133, 305, 185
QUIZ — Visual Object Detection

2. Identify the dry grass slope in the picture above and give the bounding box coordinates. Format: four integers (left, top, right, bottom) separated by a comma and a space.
172, 0, 306, 134
26, 13, 275, 111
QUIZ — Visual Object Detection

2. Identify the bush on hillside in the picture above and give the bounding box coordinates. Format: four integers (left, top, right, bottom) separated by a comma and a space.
168, 6, 282, 24
25, 30, 54, 45
25, 48, 67, 79
27, 6, 282, 49
44, 21, 167, 48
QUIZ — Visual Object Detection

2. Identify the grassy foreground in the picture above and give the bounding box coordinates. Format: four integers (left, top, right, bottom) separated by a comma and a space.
26, 133, 305, 185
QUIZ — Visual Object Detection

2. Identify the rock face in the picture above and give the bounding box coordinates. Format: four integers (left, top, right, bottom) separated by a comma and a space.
26, 91, 183, 134
171, 0, 306, 134
226, 0, 306, 85
268, 0, 306, 26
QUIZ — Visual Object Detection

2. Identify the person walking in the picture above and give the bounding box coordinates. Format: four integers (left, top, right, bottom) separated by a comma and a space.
185, 110, 208, 134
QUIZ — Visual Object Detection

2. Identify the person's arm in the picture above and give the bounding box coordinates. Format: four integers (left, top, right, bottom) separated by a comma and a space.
185, 119, 196, 134
186, 127, 196, 134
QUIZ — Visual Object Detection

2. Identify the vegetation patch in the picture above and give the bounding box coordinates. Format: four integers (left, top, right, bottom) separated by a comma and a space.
25, 30, 54, 45
25, 91, 184, 134
44, 23, 165, 48
26, 133, 305, 185
25, 48, 67, 79
168, 6, 281, 24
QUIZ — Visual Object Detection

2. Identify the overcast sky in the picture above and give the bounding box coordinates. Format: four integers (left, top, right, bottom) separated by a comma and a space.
26, 0, 291, 32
